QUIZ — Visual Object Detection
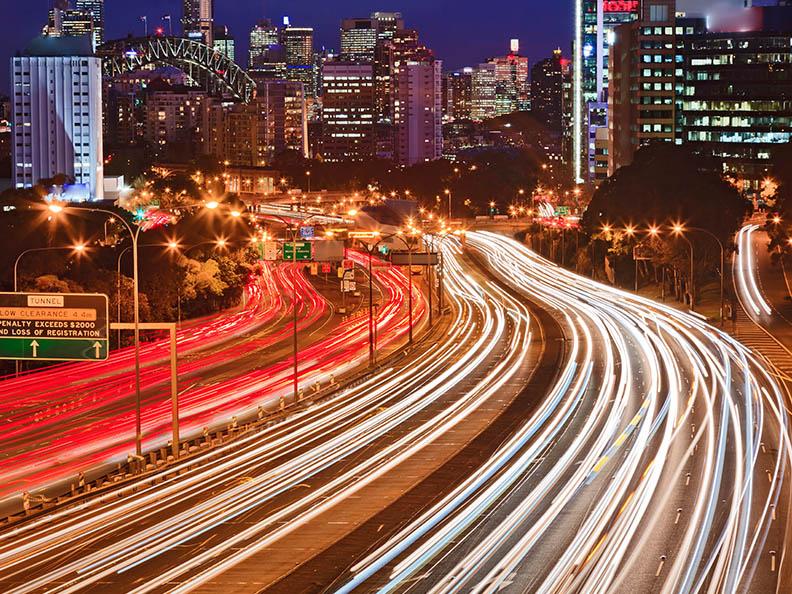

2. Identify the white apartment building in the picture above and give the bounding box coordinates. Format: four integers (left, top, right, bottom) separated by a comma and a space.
12, 37, 103, 200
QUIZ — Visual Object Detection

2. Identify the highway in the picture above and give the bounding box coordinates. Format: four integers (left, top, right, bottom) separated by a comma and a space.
272, 231, 791, 594
0, 254, 419, 508
0, 236, 543, 593
0, 232, 788, 593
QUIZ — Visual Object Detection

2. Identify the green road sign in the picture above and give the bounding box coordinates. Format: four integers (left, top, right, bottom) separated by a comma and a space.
0, 292, 109, 361
0, 337, 108, 360
555, 206, 570, 216
283, 241, 312, 261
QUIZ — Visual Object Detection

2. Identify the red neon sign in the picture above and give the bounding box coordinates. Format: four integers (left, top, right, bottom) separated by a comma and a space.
603, 1, 639, 12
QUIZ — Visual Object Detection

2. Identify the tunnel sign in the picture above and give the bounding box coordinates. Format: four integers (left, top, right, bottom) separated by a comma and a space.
0, 293, 109, 361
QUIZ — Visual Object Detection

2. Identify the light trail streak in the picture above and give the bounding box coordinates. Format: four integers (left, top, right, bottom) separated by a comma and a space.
0, 238, 533, 594
331, 231, 790, 594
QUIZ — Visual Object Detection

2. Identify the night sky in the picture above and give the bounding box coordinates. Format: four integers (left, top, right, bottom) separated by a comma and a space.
2, 0, 740, 94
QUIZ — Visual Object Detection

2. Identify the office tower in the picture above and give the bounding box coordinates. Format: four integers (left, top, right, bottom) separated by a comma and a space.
182, 0, 213, 44
321, 62, 375, 161
608, 0, 676, 179
678, 22, 792, 191
45, 1, 103, 50
11, 37, 103, 200
392, 59, 443, 165
471, 63, 496, 121
340, 18, 379, 61
213, 26, 234, 61
573, 0, 639, 183
249, 18, 279, 67
282, 26, 315, 97
75, 0, 104, 46
561, 54, 574, 170
487, 41, 530, 115
531, 50, 564, 133
371, 11, 404, 40
446, 69, 473, 120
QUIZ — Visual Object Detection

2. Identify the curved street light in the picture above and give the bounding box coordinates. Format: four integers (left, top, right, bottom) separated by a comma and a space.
51, 204, 146, 457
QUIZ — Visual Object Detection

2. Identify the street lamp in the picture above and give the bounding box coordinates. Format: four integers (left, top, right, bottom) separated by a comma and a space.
675, 226, 726, 322
671, 224, 696, 311
353, 230, 419, 363
444, 189, 452, 220
266, 213, 320, 401
51, 203, 146, 457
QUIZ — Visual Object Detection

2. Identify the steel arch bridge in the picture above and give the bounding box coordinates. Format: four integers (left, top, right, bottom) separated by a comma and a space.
98, 36, 256, 102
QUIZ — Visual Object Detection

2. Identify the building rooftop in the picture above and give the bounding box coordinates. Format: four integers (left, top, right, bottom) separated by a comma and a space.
23, 35, 94, 57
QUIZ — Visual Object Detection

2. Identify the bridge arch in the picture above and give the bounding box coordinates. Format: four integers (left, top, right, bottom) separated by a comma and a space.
98, 36, 256, 103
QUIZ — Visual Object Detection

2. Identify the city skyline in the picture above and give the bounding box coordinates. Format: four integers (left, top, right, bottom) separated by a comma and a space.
0, 0, 739, 95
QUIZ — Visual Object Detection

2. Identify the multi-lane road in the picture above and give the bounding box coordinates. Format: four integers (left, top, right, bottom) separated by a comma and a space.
0, 230, 790, 593
0, 254, 422, 508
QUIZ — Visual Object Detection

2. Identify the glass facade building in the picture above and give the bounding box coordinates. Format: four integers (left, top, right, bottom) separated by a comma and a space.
679, 31, 792, 190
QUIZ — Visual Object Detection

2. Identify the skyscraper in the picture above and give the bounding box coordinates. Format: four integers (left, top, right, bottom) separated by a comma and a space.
45, 0, 104, 51
487, 42, 530, 116
282, 26, 315, 97
249, 18, 279, 65
75, 0, 103, 46
531, 51, 563, 134
471, 63, 497, 121
573, 0, 639, 183
213, 25, 234, 61
445, 69, 473, 121
321, 61, 376, 161
182, 0, 213, 44
608, 0, 676, 178
371, 11, 404, 40
12, 36, 103, 200
393, 59, 443, 165
340, 18, 379, 62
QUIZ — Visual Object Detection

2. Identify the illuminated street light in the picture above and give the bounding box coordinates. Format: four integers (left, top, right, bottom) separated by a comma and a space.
206, 201, 219, 210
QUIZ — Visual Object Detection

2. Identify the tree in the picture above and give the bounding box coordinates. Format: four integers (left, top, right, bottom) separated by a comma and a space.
582, 143, 749, 298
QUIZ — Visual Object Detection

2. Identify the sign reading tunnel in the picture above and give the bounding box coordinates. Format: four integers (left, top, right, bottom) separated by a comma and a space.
0, 293, 109, 362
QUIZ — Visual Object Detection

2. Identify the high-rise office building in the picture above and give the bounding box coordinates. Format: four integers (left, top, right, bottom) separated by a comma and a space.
446, 69, 474, 120
487, 43, 530, 115
340, 18, 379, 62
182, 0, 213, 44
213, 26, 234, 61
531, 50, 564, 134
249, 18, 279, 68
608, 0, 676, 178
75, 0, 103, 46
371, 11, 404, 40
11, 36, 103, 200
573, 0, 639, 183
393, 59, 443, 165
45, 0, 104, 50
282, 26, 315, 98
321, 61, 375, 161
471, 63, 497, 121
678, 25, 792, 190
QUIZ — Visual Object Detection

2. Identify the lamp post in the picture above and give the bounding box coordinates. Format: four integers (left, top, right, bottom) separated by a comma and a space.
13, 244, 87, 377
675, 226, 725, 322
672, 225, 695, 311
444, 189, 452, 221
355, 230, 419, 364
265, 213, 320, 401
51, 204, 145, 457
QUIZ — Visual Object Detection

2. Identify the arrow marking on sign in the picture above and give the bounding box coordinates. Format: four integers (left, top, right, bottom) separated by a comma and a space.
30, 340, 39, 357
92, 342, 102, 358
